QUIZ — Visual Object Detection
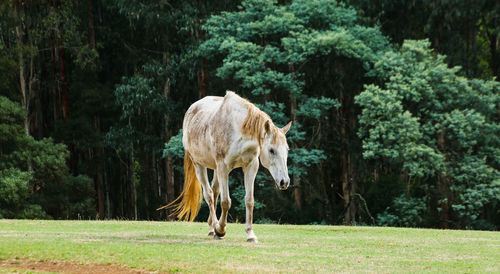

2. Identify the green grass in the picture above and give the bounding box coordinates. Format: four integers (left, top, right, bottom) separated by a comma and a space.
0, 220, 499, 273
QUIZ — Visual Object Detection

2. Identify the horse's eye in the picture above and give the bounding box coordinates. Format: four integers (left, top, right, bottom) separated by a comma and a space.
269, 148, 275, 155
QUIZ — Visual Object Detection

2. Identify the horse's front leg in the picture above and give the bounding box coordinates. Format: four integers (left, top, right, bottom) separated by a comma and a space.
214, 164, 230, 239
243, 158, 259, 242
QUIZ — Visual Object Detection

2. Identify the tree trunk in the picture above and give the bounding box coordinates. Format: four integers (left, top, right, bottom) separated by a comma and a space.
128, 116, 138, 220
430, 0, 443, 51
165, 157, 175, 216
86, 0, 104, 216
57, 34, 77, 173
162, 49, 176, 219
287, 65, 301, 209
50, 33, 61, 122
87, 0, 96, 49
194, 14, 209, 99
471, 20, 478, 77
57, 35, 76, 173
95, 167, 105, 219
104, 167, 111, 218
119, 175, 124, 217
14, 0, 29, 135
152, 152, 160, 219
58, 38, 69, 121
487, 32, 499, 79
130, 150, 138, 220
341, 149, 356, 224
437, 133, 451, 228
27, 39, 36, 136
348, 99, 358, 223
94, 117, 106, 219
337, 64, 357, 225
144, 154, 151, 220
198, 60, 209, 98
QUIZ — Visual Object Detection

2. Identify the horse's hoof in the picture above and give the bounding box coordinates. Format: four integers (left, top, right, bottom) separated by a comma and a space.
215, 224, 225, 238
214, 234, 225, 240
246, 230, 258, 243
214, 229, 225, 238
208, 231, 215, 236
246, 237, 258, 243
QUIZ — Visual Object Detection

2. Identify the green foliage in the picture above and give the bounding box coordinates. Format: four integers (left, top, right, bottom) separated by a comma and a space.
348, 0, 500, 78
231, 183, 266, 217
295, 96, 340, 120
163, 130, 184, 160
0, 96, 25, 145
288, 148, 326, 178
200, 1, 390, 222
114, 72, 168, 120
201, 0, 388, 100
106, 64, 170, 158
357, 40, 500, 229
356, 84, 444, 177
74, 45, 99, 71
34, 175, 96, 219
0, 168, 31, 206
450, 159, 500, 227
0, 168, 34, 218
364, 175, 405, 216
377, 194, 427, 227
0, 96, 93, 219
0, 44, 16, 98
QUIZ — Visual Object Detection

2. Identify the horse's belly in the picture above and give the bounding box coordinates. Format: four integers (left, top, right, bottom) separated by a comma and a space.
187, 144, 217, 170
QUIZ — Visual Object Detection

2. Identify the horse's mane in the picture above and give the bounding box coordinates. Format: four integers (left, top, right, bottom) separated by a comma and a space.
228, 92, 281, 145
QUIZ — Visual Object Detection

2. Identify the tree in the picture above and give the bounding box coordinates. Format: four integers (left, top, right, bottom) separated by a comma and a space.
1, 0, 498, 227
106, 66, 170, 220
199, 0, 391, 224
0, 96, 95, 219
356, 40, 500, 229
348, 0, 500, 79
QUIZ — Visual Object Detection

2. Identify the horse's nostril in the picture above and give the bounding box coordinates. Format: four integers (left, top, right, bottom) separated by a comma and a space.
280, 180, 285, 187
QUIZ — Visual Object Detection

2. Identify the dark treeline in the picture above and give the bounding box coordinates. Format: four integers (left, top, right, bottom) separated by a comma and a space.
0, 0, 498, 230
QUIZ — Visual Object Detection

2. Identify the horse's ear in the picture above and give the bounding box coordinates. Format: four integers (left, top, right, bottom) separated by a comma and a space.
264, 120, 271, 135
281, 121, 292, 134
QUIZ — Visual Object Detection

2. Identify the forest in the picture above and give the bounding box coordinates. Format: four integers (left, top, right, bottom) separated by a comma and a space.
0, 0, 499, 230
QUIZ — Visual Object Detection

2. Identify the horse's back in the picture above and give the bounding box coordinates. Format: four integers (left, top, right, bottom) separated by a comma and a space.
183, 92, 251, 169
183, 92, 246, 136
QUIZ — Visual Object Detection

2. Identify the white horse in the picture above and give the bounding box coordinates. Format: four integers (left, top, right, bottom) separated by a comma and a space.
163, 91, 291, 242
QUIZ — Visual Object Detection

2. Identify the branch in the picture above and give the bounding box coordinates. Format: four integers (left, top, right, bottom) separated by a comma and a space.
353, 193, 376, 225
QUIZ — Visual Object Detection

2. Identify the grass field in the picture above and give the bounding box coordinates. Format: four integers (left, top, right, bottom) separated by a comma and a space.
0, 219, 499, 273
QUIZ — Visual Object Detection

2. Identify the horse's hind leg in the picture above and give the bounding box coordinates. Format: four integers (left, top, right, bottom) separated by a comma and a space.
214, 164, 230, 238
207, 172, 219, 236
193, 164, 217, 236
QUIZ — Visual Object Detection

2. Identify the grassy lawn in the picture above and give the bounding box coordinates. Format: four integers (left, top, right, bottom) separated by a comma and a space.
0, 219, 499, 273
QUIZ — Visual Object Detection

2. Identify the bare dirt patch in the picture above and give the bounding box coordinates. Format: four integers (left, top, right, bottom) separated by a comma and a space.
0, 258, 157, 273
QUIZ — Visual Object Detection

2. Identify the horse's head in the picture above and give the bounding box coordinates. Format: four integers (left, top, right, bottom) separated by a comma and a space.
259, 121, 292, 190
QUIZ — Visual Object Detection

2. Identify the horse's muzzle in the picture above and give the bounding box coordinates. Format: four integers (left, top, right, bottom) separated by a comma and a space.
277, 179, 289, 190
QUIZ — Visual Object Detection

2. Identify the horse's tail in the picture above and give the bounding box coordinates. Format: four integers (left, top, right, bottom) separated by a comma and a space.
157, 152, 202, 221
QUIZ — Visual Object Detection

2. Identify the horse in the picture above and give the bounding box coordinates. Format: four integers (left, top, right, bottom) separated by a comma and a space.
162, 91, 291, 242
